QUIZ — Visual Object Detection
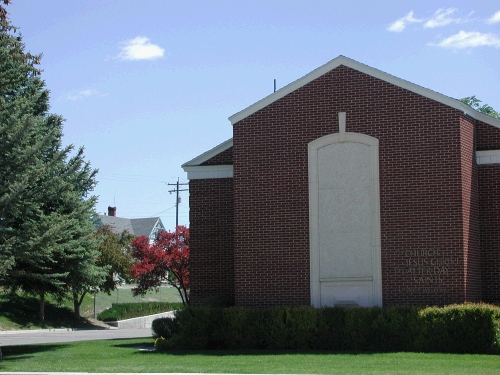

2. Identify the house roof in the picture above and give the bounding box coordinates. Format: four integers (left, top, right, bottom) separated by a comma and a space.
98, 216, 134, 234
98, 215, 163, 238
131, 217, 162, 238
228, 55, 500, 128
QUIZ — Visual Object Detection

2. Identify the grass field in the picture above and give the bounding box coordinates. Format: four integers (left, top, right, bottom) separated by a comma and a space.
86, 285, 182, 317
0, 286, 181, 330
1, 338, 499, 374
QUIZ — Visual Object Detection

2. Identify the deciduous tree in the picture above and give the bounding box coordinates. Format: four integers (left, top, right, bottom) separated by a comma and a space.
461, 96, 500, 120
95, 225, 135, 292
131, 226, 190, 305
65, 225, 135, 321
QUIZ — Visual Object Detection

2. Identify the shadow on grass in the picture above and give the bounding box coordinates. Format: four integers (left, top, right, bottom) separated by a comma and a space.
0, 343, 69, 365
112, 340, 156, 349
113, 344, 381, 357
110, 339, 380, 356
145, 349, 379, 356
0, 293, 106, 329
132, 347, 500, 357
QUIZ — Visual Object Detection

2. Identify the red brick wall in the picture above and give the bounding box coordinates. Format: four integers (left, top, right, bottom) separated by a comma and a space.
479, 165, 500, 302
477, 119, 500, 303
233, 65, 472, 307
201, 147, 233, 166
460, 116, 481, 301
188, 178, 234, 305
476, 122, 500, 150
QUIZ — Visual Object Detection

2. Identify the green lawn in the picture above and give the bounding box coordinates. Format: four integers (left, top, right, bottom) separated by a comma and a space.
0, 286, 181, 330
88, 285, 182, 317
1, 338, 499, 374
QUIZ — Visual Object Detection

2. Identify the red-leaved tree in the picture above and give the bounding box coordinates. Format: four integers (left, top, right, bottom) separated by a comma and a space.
131, 225, 190, 305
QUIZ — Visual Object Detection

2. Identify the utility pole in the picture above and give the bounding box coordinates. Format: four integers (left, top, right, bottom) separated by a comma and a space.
168, 178, 189, 227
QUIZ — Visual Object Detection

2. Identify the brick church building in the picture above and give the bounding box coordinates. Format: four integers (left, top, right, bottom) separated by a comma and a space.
182, 56, 500, 308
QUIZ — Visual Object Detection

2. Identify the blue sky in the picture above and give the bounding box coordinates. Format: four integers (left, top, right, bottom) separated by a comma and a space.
7, 1, 500, 231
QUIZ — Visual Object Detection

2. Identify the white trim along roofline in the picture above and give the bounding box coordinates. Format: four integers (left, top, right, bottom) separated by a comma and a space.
228, 55, 500, 129
182, 138, 233, 167
183, 165, 233, 180
182, 138, 233, 180
476, 150, 500, 165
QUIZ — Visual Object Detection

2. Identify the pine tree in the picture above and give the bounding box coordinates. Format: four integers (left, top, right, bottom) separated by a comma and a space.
53, 152, 107, 321
0, 1, 105, 322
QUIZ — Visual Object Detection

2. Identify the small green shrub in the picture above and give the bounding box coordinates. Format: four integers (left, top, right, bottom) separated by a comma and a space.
149, 303, 500, 353
201, 295, 233, 307
97, 302, 182, 321
154, 336, 168, 350
151, 316, 179, 339
371, 306, 421, 352
314, 307, 346, 350
224, 308, 268, 349
415, 303, 500, 353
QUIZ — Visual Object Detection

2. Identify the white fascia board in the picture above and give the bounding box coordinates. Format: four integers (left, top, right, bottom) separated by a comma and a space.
228, 55, 500, 129
182, 165, 233, 180
182, 138, 233, 167
476, 150, 500, 165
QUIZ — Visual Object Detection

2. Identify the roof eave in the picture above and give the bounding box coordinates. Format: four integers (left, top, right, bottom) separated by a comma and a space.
228, 55, 500, 129
182, 138, 233, 167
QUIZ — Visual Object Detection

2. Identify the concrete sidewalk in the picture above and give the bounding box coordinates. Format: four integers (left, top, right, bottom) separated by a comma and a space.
0, 328, 152, 346
0, 310, 178, 346
105, 311, 174, 329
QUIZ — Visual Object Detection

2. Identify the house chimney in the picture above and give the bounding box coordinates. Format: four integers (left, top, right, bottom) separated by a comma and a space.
108, 206, 117, 217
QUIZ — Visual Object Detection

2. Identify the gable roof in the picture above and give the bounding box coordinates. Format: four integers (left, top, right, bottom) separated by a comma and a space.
98, 215, 134, 234
228, 55, 500, 128
182, 138, 234, 179
98, 215, 164, 238
131, 217, 163, 238
182, 138, 233, 167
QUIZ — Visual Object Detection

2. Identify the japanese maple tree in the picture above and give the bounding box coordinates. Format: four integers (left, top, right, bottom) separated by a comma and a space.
131, 225, 190, 305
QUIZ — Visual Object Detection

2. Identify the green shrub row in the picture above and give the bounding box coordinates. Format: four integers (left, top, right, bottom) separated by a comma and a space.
97, 302, 183, 321
152, 303, 500, 353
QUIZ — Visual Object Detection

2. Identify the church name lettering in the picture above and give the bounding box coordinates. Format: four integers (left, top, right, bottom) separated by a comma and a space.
394, 249, 460, 292
399, 286, 448, 293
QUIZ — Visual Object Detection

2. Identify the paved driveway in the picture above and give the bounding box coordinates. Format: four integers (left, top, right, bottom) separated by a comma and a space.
0, 328, 152, 346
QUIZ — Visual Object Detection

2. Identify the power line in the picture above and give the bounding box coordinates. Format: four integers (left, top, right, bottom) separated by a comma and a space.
101, 172, 164, 178
149, 205, 177, 217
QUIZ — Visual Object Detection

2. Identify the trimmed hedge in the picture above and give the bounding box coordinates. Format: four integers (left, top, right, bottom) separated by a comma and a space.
97, 302, 183, 321
152, 303, 500, 353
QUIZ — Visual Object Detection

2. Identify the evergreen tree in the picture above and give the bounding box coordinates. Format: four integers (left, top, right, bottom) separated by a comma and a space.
0, 1, 104, 322
56, 153, 107, 321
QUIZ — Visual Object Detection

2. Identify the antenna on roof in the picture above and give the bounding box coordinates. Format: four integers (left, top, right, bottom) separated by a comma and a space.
114, 191, 116, 207
274, 79, 276, 93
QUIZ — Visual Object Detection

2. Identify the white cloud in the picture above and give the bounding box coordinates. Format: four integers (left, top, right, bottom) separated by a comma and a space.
424, 8, 464, 28
387, 11, 423, 32
432, 30, 500, 49
66, 89, 108, 101
487, 10, 500, 24
117, 36, 164, 60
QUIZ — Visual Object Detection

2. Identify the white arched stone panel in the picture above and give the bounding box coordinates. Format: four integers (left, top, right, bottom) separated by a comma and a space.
309, 132, 382, 307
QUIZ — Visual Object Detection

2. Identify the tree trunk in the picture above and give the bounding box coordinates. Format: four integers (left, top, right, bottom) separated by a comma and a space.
73, 291, 81, 322
39, 292, 45, 322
